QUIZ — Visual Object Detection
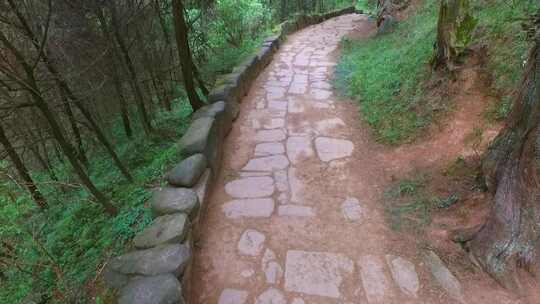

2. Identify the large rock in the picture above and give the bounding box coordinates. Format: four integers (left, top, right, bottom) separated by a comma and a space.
118, 274, 183, 304
133, 214, 189, 249
166, 154, 207, 187
208, 84, 235, 104
192, 101, 236, 136
257, 46, 274, 68
151, 187, 199, 219
424, 251, 465, 303
104, 244, 192, 289
178, 117, 223, 173
179, 117, 215, 155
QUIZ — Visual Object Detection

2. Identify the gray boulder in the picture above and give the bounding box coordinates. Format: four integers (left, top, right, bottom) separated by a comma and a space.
178, 117, 215, 155
104, 244, 192, 289
151, 187, 199, 219
118, 274, 184, 304
179, 112, 224, 174
133, 214, 189, 249
166, 154, 207, 187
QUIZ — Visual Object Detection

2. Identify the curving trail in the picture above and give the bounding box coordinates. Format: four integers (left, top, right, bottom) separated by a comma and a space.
190, 14, 518, 304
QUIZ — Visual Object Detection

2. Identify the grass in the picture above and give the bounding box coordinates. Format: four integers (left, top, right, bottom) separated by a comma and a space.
335, 1, 439, 144
336, 0, 540, 144
0, 99, 192, 304
474, 0, 540, 120
384, 173, 459, 233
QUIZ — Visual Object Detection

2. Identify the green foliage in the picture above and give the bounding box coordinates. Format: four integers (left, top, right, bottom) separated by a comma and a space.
336, 1, 439, 144
384, 174, 455, 232
336, 0, 539, 144
0, 101, 192, 304
473, 0, 540, 120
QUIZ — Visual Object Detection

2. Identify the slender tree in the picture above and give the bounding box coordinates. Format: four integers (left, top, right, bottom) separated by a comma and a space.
0, 120, 47, 209
0, 31, 117, 215
172, 0, 205, 111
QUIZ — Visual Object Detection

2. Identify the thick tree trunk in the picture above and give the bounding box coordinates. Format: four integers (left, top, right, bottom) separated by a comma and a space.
463, 33, 540, 293
172, 0, 204, 111
0, 122, 47, 209
432, 0, 477, 70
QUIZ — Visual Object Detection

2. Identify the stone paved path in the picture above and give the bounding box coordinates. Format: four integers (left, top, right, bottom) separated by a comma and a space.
190, 14, 492, 304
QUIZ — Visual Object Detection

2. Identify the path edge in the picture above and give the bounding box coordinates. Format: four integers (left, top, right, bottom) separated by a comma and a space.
102, 6, 362, 304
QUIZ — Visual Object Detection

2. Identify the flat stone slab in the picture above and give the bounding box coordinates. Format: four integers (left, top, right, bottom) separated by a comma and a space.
263, 118, 286, 129
133, 214, 189, 249
284, 250, 354, 298
386, 255, 419, 298
262, 249, 283, 285
255, 288, 286, 304
286, 136, 314, 164
225, 176, 275, 198
358, 255, 393, 303
238, 229, 266, 256
424, 251, 465, 303
278, 205, 315, 217
268, 100, 288, 111
341, 197, 365, 222
289, 83, 308, 94
222, 198, 275, 218
242, 155, 290, 171
315, 137, 354, 162
273, 170, 288, 192
255, 129, 287, 142
314, 118, 345, 135
254, 142, 285, 156
218, 288, 249, 304
312, 88, 332, 100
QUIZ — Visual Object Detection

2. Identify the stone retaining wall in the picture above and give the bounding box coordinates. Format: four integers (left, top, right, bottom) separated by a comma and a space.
103, 6, 360, 304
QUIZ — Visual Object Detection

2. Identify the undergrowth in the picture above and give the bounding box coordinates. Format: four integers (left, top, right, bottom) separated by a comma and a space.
336, 1, 439, 144
384, 174, 459, 234
0, 100, 192, 303
336, 0, 540, 144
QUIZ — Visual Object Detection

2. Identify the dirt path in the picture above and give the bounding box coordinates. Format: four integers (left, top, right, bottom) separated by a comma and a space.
190, 14, 519, 304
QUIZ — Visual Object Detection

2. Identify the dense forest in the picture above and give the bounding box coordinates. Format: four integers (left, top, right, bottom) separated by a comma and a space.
1, 0, 539, 303
0, 0, 352, 303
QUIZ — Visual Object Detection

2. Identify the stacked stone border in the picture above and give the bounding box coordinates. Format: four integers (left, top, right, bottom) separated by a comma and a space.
103, 6, 361, 304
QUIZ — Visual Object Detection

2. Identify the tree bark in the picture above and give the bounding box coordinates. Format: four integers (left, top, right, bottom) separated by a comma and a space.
0, 121, 47, 209
463, 32, 540, 293
432, 0, 477, 70
0, 31, 117, 216
109, 3, 154, 136
59, 88, 88, 167
172, 0, 205, 111
96, 7, 133, 138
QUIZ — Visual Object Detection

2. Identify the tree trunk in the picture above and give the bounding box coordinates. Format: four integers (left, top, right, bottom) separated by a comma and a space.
0, 31, 117, 216
111, 61, 133, 138
463, 32, 540, 293
0, 122, 47, 209
59, 89, 88, 167
109, 3, 154, 136
432, 0, 477, 70
172, 0, 205, 111
96, 8, 133, 138
281, 0, 289, 21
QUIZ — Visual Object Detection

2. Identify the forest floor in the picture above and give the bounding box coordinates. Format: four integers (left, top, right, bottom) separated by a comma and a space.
189, 14, 536, 304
